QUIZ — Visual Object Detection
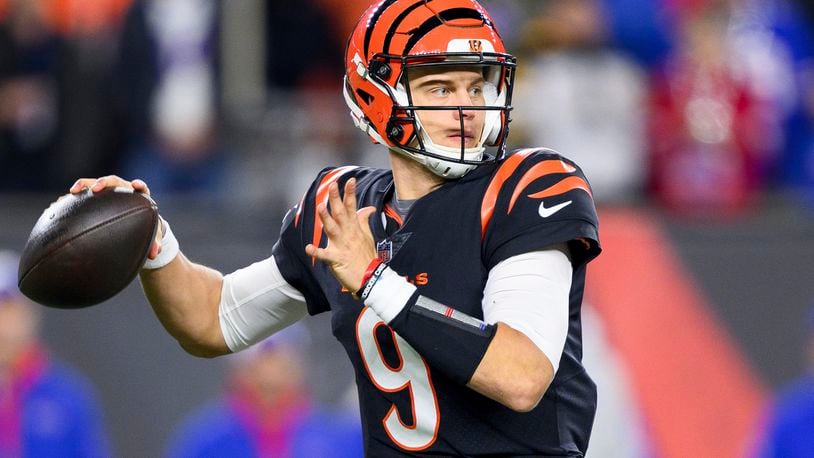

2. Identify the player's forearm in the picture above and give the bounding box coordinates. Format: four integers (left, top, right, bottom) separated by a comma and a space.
139, 253, 229, 357
360, 249, 568, 412
467, 323, 554, 412
384, 295, 552, 411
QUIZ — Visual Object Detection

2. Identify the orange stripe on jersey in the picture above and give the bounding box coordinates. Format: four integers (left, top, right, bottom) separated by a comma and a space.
383, 204, 404, 227
526, 176, 592, 202
294, 191, 307, 228
507, 160, 578, 213
480, 149, 537, 240
311, 166, 358, 265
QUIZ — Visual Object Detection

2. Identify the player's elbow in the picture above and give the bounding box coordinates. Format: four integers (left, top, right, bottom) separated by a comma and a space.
503, 373, 552, 412
175, 322, 231, 358
179, 339, 229, 358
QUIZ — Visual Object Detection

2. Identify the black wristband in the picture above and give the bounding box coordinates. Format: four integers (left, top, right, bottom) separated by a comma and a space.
357, 262, 388, 300
388, 293, 497, 386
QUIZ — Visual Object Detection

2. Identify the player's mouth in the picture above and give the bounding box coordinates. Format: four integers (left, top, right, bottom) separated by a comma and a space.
446, 129, 477, 146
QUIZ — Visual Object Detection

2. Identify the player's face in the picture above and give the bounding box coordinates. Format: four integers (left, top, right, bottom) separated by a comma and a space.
408, 65, 487, 149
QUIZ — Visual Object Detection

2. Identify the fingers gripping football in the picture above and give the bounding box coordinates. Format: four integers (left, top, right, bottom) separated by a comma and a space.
69, 176, 164, 261
70, 175, 152, 196
305, 178, 378, 292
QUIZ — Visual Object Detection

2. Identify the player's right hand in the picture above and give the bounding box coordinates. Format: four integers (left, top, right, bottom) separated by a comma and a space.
69, 176, 164, 260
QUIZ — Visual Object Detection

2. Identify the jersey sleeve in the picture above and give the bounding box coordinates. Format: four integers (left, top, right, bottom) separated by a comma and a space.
481, 149, 601, 270
272, 166, 370, 315
273, 167, 336, 315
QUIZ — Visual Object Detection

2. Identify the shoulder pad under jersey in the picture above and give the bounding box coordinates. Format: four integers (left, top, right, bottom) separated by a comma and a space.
273, 166, 386, 314
480, 148, 601, 269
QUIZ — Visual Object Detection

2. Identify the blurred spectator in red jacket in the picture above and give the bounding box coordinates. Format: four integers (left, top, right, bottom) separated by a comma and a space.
647, 1, 784, 217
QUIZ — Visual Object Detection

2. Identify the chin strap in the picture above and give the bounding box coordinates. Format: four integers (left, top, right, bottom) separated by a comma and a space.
411, 112, 482, 178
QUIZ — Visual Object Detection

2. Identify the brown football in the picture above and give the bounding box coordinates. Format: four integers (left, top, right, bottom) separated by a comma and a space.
18, 187, 158, 309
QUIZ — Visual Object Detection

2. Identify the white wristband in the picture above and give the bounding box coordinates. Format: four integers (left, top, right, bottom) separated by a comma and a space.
363, 266, 416, 324
142, 218, 180, 270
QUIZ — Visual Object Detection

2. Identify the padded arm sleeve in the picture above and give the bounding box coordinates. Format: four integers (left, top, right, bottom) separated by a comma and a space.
482, 245, 572, 371
218, 256, 308, 352
365, 246, 571, 384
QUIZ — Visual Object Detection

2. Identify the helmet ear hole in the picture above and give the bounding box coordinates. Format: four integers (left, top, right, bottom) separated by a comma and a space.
355, 89, 374, 106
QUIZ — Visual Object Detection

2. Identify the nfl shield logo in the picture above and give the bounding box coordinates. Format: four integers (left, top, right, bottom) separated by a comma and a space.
377, 240, 393, 263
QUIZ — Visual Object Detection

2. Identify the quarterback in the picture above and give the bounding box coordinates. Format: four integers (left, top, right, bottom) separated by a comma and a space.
71, 0, 601, 455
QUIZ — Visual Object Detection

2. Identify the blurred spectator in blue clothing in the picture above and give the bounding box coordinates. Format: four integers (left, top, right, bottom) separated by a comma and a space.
755, 0, 814, 208
754, 305, 814, 457
165, 327, 362, 458
0, 251, 111, 457
599, 0, 675, 67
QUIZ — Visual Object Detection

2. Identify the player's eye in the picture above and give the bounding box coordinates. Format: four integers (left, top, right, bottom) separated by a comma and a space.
429, 86, 450, 97
469, 86, 484, 98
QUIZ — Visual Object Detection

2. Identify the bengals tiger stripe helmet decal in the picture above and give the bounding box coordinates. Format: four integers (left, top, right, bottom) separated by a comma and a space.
343, 0, 516, 178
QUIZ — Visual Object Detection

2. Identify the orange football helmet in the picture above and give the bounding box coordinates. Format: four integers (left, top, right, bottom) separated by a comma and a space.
343, 0, 516, 178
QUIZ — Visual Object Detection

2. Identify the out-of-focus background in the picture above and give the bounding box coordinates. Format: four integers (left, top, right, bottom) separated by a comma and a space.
1, 0, 813, 456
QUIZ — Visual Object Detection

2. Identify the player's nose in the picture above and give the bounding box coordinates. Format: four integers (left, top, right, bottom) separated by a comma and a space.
450, 87, 477, 106
452, 106, 476, 121
451, 90, 476, 120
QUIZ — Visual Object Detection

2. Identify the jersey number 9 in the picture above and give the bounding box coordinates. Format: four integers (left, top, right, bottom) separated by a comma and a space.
356, 307, 440, 451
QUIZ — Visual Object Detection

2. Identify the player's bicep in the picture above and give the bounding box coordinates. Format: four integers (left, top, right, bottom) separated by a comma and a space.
482, 246, 572, 371
218, 256, 308, 352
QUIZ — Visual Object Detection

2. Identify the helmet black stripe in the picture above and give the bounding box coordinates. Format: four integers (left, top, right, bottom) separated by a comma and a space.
364, 0, 401, 58
382, 0, 427, 55
402, 8, 490, 54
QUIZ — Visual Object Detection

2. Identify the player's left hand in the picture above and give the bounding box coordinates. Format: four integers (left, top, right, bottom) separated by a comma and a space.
305, 178, 378, 293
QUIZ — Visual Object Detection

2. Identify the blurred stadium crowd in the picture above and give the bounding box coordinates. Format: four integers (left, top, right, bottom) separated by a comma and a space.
2, 0, 814, 456
2, 0, 813, 212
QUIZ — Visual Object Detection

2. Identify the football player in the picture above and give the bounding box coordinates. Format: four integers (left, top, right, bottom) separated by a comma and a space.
71, 0, 601, 455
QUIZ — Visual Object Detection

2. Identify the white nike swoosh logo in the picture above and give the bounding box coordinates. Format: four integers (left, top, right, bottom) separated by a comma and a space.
538, 200, 573, 218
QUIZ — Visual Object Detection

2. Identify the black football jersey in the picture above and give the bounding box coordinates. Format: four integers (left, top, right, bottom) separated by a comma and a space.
273, 149, 601, 456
